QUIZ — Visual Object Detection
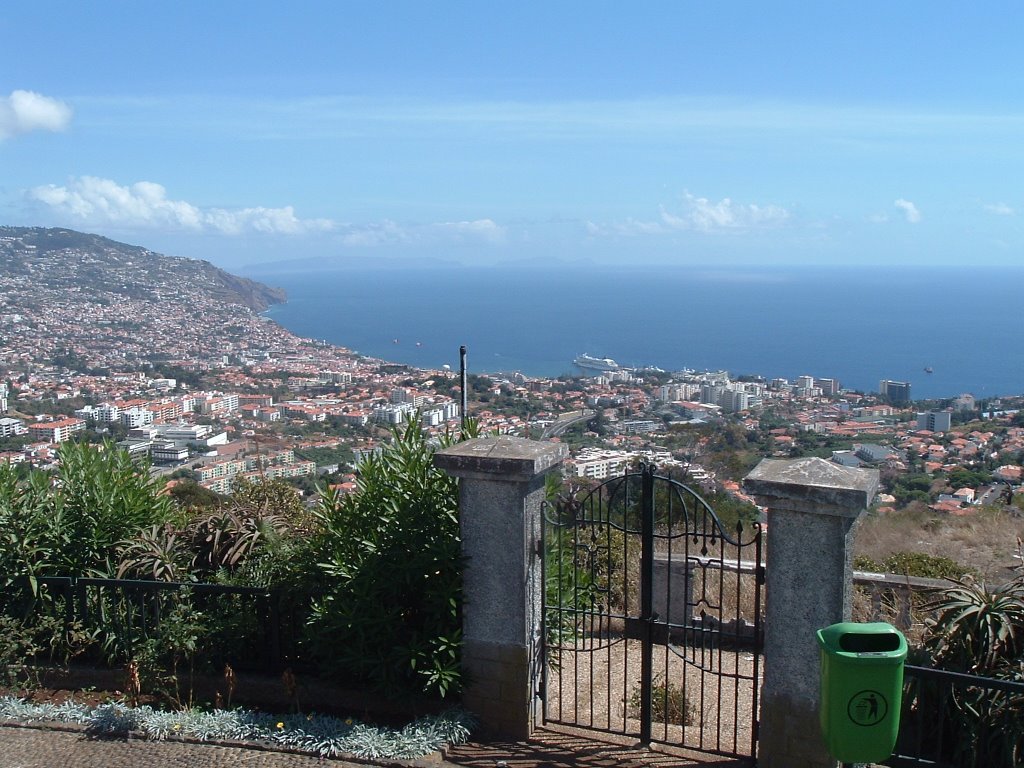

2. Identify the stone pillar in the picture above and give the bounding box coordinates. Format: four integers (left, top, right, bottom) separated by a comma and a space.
434, 436, 567, 739
743, 457, 879, 768
652, 554, 694, 629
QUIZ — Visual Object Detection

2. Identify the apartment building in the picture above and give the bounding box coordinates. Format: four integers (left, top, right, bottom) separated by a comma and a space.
917, 410, 952, 433
196, 393, 239, 415
570, 449, 632, 479
0, 417, 27, 438
27, 417, 87, 443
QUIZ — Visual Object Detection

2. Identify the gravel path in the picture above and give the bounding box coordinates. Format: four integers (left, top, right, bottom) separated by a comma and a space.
545, 637, 761, 760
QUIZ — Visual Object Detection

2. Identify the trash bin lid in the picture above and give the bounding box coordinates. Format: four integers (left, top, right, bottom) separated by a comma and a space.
817, 622, 907, 662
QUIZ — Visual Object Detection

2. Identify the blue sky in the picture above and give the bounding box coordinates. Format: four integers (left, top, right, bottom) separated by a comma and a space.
3, 3, 1024, 270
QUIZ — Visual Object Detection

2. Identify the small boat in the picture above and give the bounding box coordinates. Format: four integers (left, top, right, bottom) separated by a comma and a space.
393, 338, 399, 344
924, 366, 933, 374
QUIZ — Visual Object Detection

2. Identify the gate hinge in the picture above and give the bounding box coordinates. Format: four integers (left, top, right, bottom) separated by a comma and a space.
534, 539, 543, 558
756, 565, 766, 585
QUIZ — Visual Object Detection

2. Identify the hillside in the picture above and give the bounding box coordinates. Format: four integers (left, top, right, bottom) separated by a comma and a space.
0, 227, 286, 312
0, 227, 297, 370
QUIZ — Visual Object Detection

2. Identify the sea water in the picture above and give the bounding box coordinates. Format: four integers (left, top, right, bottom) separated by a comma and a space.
249, 265, 1024, 401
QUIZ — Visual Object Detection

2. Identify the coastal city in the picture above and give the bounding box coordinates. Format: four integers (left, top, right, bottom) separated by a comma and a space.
1, 229, 1022, 530
6, 8, 1024, 765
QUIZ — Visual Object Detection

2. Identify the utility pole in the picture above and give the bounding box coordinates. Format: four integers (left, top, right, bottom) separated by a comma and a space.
460, 345, 468, 433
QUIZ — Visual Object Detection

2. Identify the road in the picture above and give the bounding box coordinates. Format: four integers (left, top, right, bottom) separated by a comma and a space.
540, 409, 594, 439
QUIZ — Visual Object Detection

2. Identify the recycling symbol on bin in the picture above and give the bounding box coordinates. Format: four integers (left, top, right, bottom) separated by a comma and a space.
847, 689, 888, 726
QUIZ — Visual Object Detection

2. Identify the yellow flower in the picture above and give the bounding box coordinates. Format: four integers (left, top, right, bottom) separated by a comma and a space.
173, 724, 181, 731
276, 722, 284, 730
344, 718, 353, 725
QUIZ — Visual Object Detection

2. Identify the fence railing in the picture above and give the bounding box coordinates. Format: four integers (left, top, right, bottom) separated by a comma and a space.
886, 664, 1024, 768
22, 576, 308, 672
852, 571, 950, 637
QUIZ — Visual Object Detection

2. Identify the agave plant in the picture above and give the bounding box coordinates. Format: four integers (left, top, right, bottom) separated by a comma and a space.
924, 575, 1024, 673
916, 573, 1024, 766
188, 507, 289, 573
115, 524, 191, 582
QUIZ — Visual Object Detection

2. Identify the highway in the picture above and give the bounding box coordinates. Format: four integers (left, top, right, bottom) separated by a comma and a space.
540, 409, 595, 439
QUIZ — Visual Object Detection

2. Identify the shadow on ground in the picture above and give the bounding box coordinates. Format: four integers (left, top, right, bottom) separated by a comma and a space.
444, 726, 752, 768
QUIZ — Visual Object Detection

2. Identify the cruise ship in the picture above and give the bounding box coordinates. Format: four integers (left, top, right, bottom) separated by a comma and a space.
573, 353, 621, 372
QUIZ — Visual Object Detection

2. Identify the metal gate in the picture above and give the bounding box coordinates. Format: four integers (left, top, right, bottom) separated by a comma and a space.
541, 464, 764, 762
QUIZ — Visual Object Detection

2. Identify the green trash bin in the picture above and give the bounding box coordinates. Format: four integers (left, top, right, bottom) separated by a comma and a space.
817, 622, 907, 764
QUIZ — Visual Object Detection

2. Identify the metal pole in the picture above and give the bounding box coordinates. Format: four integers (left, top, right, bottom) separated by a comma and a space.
639, 463, 655, 744
460, 345, 468, 433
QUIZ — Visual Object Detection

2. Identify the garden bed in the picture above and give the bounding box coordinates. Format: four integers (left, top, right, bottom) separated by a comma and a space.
0, 665, 474, 761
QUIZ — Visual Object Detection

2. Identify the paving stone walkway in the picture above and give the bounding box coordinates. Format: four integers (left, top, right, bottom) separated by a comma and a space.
0, 725, 367, 768
0, 723, 751, 768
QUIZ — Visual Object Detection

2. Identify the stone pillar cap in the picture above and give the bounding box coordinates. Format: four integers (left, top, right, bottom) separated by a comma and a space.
434, 436, 567, 481
743, 457, 879, 513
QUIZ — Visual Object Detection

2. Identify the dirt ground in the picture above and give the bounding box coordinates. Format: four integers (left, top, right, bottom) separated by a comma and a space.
1, 664, 439, 725
855, 506, 1024, 582
544, 635, 760, 762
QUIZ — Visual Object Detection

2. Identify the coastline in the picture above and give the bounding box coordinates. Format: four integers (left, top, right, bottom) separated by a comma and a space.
254, 265, 1024, 401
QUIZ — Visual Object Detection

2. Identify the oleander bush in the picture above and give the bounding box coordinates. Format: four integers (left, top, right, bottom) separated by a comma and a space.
0, 428, 472, 703
305, 420, 466, 697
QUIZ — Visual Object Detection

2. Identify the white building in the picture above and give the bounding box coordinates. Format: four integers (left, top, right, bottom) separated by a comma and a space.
373, 403, 416, 424
0, 417, 27, 437
196, 393, 239, 415
320, 371, 353, 385
120, 407, 154, 429
571, 449, 632, 480
75, 403, 122, 424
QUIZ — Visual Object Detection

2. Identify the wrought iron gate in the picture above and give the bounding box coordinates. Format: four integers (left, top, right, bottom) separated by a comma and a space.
541, 464, 764, 762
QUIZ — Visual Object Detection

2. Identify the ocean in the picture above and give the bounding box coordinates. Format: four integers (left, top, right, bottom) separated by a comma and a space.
247, 265, 1024, 401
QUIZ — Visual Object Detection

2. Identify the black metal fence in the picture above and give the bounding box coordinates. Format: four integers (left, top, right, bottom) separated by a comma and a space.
886, 664, 1024, 768
22, 576, 308, 672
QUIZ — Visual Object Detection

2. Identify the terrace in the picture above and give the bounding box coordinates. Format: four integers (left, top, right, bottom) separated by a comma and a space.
0, 437, 1020, 767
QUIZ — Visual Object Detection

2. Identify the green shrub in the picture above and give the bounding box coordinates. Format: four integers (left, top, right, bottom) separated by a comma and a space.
629, 676, 694, 725
0, 442, 172, 590
854, 552, 973, 580
306, 421, 464, 698
883, 552, 974, 580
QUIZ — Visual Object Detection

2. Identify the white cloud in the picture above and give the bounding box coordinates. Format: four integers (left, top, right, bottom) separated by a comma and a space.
894, 198, 921, 223
430, 218, 506, 243
586, 218, 667, 237
0, 90, 73, 140
337, 220, 410, 247
29, 176, 334, 235
663, 193, 790, 232
588, 192, 789, 237
984, 202, 1014, 216
337, 218, 506, 247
